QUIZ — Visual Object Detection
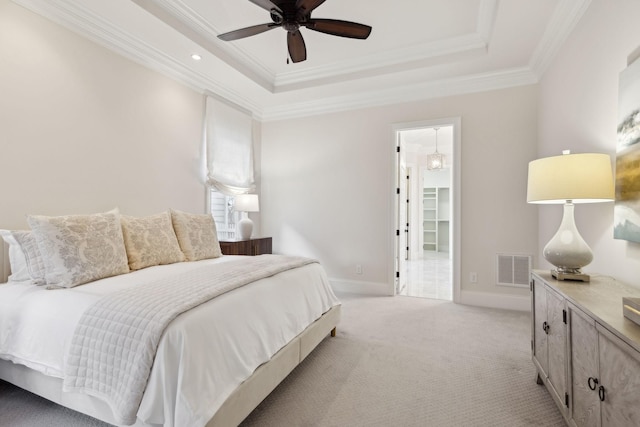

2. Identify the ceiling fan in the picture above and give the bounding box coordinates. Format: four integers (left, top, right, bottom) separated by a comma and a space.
217, 0, 372, 63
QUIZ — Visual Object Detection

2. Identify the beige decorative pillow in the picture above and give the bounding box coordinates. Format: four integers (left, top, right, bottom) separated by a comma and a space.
170, 209, 222, 261
121, 211, 185, 271
27, 210, 130, 288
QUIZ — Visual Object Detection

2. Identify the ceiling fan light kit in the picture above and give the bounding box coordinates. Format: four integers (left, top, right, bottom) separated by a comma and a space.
218, 0, 372, 63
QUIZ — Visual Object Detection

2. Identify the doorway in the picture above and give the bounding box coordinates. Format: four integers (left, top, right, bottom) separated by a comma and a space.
392, 118, 460, 302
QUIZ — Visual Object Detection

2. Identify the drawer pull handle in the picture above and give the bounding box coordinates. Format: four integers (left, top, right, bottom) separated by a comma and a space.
588, 377, 599, 391
598, 385, 606, 402
542, 321, 550, 334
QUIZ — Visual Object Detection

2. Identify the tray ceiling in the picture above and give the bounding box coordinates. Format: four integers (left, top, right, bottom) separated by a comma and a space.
13, 0, 590, 121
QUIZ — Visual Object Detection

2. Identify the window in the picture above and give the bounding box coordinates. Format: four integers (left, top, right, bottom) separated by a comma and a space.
205, 96, 254, 195
209, 190, 238, 240
204, 95, 255, 241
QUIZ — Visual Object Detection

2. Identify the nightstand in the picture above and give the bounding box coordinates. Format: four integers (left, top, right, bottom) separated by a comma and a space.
219, 237, 272, 256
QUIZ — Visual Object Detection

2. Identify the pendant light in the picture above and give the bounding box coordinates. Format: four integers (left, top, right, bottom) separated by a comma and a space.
427, 127, 444, 170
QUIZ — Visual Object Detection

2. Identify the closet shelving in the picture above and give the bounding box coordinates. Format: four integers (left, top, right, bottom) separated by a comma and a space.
423, 187, 450, 252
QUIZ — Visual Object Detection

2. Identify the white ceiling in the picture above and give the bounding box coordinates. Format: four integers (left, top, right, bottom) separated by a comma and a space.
14, 0, 590, 121
401, 126, 453, 159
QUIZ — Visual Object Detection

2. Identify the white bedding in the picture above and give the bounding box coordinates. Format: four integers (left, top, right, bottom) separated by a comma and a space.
0, 255, 340, 426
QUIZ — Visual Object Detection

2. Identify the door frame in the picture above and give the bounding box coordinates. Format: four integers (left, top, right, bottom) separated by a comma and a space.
390, 117, 461, 303
397, 164, 409, 294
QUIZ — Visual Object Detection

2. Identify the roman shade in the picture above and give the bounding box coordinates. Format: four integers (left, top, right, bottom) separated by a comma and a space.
205, 96, 255, 195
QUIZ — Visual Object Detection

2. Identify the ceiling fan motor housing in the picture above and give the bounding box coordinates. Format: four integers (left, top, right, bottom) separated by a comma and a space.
283, 21, 300, 32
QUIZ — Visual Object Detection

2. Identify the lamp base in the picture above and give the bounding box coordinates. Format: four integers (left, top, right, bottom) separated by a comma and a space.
237, 217, 254, 240
551, 269, 590, 282
543, 202, 593, 283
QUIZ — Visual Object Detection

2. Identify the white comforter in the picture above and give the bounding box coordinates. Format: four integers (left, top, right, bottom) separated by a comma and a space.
0, 256, 340, 426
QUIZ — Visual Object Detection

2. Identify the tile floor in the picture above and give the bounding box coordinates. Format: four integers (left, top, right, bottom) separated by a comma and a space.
398, 251, 452, 300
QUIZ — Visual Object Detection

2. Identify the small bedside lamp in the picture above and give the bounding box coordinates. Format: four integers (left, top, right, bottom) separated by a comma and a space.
527, 151, 614, 282
235, 194, 259, 240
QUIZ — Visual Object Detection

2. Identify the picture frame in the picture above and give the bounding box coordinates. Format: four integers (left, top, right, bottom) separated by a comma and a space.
614, 54, 640, 242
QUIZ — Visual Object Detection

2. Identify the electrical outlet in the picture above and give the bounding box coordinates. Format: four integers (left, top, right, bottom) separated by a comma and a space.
356, 264, 363, 275
470, 272, 478, 283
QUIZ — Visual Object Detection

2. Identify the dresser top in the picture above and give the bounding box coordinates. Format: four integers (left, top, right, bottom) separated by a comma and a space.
533, 270, 640, 352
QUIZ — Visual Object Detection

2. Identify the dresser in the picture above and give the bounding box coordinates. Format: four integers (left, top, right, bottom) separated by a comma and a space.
531, 271, 640, 426
219, 237, 272, 256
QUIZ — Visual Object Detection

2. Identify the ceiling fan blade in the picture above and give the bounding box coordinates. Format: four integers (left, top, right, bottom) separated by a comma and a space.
295, 0, 326, 16
305, 19, 372, 39
287, 30, 307, 63
218, 23, 279, 41
249, 0, 282, 13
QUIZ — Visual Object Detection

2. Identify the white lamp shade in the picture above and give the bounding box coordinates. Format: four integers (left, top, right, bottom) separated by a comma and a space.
235, 194, 259, 212
527, 153, 614, 204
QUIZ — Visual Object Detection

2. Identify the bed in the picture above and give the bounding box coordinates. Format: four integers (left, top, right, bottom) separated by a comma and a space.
0, 209, 341, 427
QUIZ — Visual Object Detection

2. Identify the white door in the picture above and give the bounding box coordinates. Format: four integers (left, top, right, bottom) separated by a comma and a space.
392, 118, 461, 302
398, 166, 408, 293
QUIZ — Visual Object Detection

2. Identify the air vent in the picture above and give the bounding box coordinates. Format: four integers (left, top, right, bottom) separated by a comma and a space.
497, 254, 531, 288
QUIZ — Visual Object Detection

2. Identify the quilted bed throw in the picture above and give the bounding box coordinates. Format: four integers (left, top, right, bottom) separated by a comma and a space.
63, 255, 317, 425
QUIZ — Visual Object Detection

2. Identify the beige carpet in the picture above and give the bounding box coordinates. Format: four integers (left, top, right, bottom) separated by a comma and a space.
0, 293, 564, 427
242, 293, 565, 426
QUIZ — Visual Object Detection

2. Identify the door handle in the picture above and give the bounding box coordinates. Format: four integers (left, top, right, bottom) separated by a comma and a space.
588, 377, 598, 391
598, 385, 606, 402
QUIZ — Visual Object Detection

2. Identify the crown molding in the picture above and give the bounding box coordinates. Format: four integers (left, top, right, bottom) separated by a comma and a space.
273, 0, 499, 90
258, 67, 539, 122
477, 0, 499, 40
131, 0, 275, 91
529, 0, 592, 78
136, 0, 499, 91
12, 0, 585, 123
274, 33, 488, 91
12, 0, 262, 113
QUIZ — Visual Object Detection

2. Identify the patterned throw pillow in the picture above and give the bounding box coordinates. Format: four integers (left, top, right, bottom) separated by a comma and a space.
27, 210, 130, 288
170, 209, 222, 261
120, 211, 185, 271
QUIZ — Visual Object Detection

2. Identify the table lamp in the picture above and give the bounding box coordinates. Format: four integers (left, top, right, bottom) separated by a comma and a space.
234, 194, 259, 240
527, 151, 614, 282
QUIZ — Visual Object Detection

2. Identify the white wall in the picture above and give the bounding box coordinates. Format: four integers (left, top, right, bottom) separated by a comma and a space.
7, 0, 637, 305
538, 0, 640, 287
261, 85, 539, 305
0, 1, 206, 230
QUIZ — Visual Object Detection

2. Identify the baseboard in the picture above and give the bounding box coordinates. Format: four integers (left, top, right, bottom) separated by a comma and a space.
329, 278, 391, 296
459, 290, 531, 312
328, 280, 531, 311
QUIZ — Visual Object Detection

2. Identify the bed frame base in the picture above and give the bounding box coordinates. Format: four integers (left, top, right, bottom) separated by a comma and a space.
209, 305, 340, 426
0, 305, 341, 427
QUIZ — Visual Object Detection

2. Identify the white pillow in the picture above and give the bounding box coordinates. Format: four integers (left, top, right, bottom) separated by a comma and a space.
0, 230, 46, 284
13, 230, 47, 284
27, 210, 130, 288
0, 230, 30, 282
120, 211, 185, 271
170, 209, 222, 262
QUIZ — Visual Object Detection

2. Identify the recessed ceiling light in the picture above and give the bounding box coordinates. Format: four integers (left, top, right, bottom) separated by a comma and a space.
191, 53, 201, 61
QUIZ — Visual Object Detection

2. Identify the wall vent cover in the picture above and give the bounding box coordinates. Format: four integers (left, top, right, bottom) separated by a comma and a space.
497, 254, 531, 288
